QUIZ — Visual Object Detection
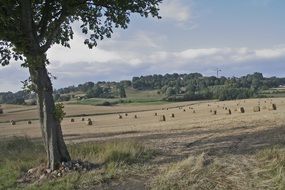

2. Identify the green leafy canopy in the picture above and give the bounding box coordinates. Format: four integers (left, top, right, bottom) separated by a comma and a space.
0, 0, 162, 66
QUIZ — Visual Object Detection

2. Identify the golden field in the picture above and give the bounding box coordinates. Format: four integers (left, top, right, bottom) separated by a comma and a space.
1, 98, 285, 189
0, 98, 284, 151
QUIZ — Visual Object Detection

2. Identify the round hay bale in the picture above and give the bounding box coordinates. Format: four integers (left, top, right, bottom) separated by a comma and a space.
239, 107, 245, 113
134, 115, 138, 119
228, 109, 232, 115
183, 109, 186, 112
86, 120, 92, 125
159, 115, 166, 122
171, 113, 175, 118
125, 113, 128, 116
28, 120, 32, 124
0, 108, 3, 114
253, 106, 260, 112
225, 107, 228, 110
268, 103, 277, 111
11, 120, 16, 125
81, 118, 85, 121
70, 118, 75, 122
118, 115, 122, 119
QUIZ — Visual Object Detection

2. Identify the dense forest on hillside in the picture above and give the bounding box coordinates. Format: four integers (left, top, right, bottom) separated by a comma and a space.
1, 72, 285, 105
132, 72, 285, 101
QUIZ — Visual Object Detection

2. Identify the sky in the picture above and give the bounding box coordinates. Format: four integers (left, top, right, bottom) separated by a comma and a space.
1, 0, 285, 92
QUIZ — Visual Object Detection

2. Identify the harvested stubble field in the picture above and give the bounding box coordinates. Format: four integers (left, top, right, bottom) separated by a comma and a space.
0, 100, 205, 123
0, 98, 285, 189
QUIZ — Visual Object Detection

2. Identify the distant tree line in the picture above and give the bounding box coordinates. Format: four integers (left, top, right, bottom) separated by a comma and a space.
0, 91, 36, 105
53, 81, 128, 101
132, 72, 285, 101
1, 72, 284, 104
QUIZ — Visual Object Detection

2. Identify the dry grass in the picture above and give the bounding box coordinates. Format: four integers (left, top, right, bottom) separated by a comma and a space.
0, 100, 210, 123
151, 148, 285, 190
0, 137, 155, 190
69, 140, 154, 165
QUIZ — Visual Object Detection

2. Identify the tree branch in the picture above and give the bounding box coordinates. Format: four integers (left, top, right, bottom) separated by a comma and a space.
39, 5, 68, 53
37, 0, 53, 40
20, 0, 39, 53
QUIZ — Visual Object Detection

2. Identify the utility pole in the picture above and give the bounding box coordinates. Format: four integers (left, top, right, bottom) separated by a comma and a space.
216, 68, 221, 78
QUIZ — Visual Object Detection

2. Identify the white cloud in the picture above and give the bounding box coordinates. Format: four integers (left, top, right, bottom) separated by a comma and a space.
149, 51, 169, 62
47, 33, 123, 64
177, 48, 221, 59
160, 0, 192, 22
0, 63, 29, 92
134, 32, 160, 48
255, 48, 285, 59
99, 31, 165, 51
170, 47, 285, 64
47, 29, 166, 67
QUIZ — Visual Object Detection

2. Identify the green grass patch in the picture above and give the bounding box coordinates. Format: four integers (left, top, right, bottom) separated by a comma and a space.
151, 148, 285, 190
259, 93, 285, 98
0, 137, 45, 190
259, 87, 285, 98
69, 140, 155, 164
0, 137, 155, 190
71, 97, 167, 106
119, 98, 166, 105
68, 89, 166, 106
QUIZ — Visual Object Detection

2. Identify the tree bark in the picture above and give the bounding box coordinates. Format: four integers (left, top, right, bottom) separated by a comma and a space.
28, 55, 70, 170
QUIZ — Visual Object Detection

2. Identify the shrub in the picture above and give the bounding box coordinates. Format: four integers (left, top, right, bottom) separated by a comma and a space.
54, 103, 66, 122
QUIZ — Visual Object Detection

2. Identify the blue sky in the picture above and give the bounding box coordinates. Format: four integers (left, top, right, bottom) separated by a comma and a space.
1, 0, 285, 92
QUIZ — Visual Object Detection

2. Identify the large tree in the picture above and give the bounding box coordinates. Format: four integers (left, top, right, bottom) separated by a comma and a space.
0, 0, 161, 170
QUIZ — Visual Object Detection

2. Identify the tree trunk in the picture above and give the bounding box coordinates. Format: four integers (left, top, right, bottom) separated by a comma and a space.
28, 55, 71, 170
